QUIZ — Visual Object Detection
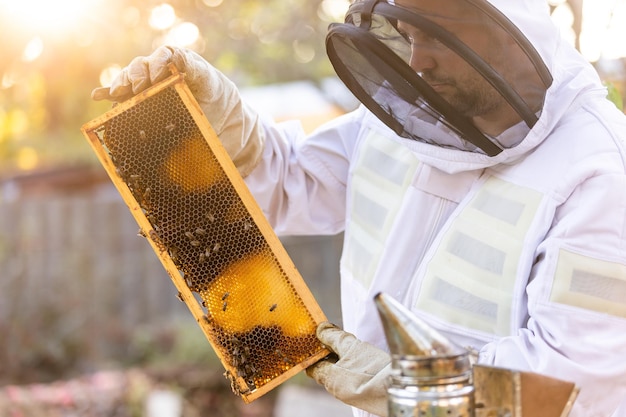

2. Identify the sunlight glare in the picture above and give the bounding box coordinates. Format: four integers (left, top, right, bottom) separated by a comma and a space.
2, 0, 102, 35
585, 0, 626, 59
550, 0, 626, 62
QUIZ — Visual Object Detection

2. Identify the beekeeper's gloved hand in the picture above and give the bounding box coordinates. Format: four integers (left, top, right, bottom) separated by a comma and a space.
306, 322, 391, 417
91, 45, 264, 177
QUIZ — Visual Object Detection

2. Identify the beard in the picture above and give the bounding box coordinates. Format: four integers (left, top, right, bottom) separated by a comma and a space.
422, 70, 503, 118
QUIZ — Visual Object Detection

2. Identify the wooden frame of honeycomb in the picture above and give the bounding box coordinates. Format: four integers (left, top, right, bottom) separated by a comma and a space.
81, 66, 329, 403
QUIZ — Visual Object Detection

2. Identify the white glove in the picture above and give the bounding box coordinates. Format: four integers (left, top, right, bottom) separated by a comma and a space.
306, 322, 391, 417
92, 45, 264, 177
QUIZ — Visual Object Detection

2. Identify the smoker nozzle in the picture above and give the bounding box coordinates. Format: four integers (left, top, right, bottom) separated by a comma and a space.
374, 292, 467, 357
374, 292, 471, 380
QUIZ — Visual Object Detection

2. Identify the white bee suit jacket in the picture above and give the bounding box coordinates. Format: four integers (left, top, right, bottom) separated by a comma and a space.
244, 1, 626, 416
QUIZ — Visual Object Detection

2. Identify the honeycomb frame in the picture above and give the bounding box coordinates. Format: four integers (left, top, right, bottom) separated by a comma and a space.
81, 66, 329, 403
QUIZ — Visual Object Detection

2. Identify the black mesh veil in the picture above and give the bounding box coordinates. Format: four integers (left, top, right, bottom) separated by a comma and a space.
326, 0, 552, 156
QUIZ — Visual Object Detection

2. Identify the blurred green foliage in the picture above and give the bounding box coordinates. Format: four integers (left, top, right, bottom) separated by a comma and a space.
0, 0, 346, 176
605, 80, 625, 111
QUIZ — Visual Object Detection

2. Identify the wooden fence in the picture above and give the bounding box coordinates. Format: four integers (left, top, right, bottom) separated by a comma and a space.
0, 172, 343, 385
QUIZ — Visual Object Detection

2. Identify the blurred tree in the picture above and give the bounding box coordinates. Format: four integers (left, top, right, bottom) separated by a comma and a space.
177, 0, 339, 85
3, 0, 606, 176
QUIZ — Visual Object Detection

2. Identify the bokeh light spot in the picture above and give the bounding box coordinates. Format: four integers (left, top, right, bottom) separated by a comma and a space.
202, 0, 223, 7
293, 40, 315, 64
166, 22, 200, 47
99, 65, 123, 88
22, 37, 44, 62
149, 4, 177, 30
318, 0, 350, 22
16, 147, 39, 171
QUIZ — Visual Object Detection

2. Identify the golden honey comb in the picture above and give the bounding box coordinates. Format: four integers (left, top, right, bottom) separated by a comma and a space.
81, 66, 329, 402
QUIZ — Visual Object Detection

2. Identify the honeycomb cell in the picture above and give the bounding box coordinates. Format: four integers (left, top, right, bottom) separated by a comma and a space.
83, 75, 327, 401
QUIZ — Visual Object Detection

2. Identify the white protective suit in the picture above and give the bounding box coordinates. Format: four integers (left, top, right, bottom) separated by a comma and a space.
241, 1, 626, 416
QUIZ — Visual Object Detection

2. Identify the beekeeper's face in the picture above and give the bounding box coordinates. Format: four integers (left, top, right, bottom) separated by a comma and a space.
395, 0, 525, 132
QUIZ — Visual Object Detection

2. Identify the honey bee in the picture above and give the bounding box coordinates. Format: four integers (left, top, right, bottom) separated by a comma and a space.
190, 240, 201, 247
139, 130, 146, 139
222, 302, 228, 311
269, 304, 277, 312
206, 212, 215, 222
199, 253, 206, 263
185, 231, 195, 240
185, 275, 194, 288
222, 292, 230, 300
165, 123, 176, 132
176, 292, 184, 302
195, 228, 206, 236
213, 243, 221, 252
223, 370, 237, 393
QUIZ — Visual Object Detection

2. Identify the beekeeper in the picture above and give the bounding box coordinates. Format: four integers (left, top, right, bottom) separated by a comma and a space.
95, 0, 626, 416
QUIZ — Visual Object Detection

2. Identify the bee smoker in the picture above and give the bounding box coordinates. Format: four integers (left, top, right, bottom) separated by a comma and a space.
374, 293, 579, 417
374, 293, 474, 417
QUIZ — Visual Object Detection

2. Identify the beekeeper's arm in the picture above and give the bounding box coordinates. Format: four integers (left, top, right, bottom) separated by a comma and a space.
92, 45, 263, 177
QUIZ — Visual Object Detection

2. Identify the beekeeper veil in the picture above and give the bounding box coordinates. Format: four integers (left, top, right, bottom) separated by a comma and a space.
326, 0, 553, 156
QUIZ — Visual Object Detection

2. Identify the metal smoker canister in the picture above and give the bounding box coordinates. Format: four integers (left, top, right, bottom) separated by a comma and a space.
374, 293, 475, 417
